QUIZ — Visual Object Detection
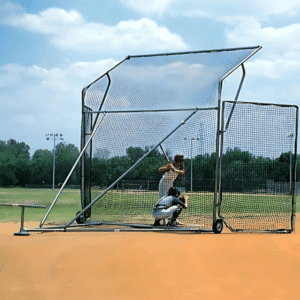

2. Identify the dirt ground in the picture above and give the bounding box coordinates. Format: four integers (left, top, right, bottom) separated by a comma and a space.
1, 217, 300, 300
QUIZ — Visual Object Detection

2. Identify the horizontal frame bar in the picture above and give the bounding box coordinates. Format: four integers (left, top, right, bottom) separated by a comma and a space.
27, 224, 213, 233
129, 46, 261, 59
223, 100, 299, 109
1, 203, 45, 208
83, 107, 218, 114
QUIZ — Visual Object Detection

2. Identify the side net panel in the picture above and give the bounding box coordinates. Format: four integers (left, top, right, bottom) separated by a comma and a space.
221, 101, 297, 232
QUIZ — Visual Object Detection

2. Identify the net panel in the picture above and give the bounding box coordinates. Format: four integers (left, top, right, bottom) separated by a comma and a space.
89, 109, 217, 230
220, 101, 297, 232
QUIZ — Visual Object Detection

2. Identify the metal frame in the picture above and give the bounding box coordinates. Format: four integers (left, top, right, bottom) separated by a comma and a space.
129, 46, 261, 58
213, 46, 262, 225
40, 113, 107, 227
65, 108, 200, 229
39, 46, 300, 235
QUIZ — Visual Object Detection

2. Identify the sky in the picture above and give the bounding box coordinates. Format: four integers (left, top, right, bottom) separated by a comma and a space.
1, 0, 300, 156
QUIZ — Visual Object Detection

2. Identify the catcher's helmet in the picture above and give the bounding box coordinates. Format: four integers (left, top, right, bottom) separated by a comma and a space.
168, 187, 180, 197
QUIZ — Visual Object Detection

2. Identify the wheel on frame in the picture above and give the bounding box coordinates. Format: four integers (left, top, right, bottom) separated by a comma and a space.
75, 211, 85, 224
213, 219, 223, 234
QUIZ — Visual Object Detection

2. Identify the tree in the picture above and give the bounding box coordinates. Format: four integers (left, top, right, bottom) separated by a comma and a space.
95, 148, 110, 160
126, 146, 145, 162
0, 147, 18, 186
30, 149, 53, 184
0, 139, 31, 187
55, 142, 80, 185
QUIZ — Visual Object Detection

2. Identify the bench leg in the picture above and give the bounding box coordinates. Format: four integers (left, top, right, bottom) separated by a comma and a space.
14, 207, 30, 236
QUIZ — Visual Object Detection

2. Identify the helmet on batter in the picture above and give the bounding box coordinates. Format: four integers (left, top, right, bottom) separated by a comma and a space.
174, 154, 184, 163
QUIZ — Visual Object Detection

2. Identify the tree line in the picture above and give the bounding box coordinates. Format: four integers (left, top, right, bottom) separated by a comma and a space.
0, 139, 298, 189
0, 139, 80, 187
91, 146, 298, 191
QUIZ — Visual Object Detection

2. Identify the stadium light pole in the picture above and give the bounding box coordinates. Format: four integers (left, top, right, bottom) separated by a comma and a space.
46, 133, 64, 190
184, 137, 200, 192
287, 134, 294, 193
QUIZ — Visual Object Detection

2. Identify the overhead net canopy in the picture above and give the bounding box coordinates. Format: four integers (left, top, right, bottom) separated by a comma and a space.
79, 47, 261, 230
85, 47, 259, 112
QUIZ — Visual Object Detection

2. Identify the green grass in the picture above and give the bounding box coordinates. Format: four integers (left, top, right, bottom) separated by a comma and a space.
220, 194, 294, 215
0, 188, 81, 223
0, 187, 298, 224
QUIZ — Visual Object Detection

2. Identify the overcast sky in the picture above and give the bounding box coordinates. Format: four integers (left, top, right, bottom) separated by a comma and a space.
1, 0, 300, 155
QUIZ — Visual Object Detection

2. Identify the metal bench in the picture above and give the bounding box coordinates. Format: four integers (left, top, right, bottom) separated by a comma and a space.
1, 203, 46, 236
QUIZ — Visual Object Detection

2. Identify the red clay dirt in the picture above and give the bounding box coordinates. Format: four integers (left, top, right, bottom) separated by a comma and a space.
0, 218, 300, 300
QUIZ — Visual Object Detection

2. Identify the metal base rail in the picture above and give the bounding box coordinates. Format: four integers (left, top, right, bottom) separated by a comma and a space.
28, 220, 213, 233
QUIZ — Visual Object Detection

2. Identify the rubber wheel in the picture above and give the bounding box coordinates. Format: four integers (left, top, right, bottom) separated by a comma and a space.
75, 211, 85, 224
213, 219, 223, 234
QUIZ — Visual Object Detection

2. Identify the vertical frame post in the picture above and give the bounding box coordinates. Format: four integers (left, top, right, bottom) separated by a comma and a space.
80, 73, 111, 219
213, 81, 223, 224
291, 106, 298, 232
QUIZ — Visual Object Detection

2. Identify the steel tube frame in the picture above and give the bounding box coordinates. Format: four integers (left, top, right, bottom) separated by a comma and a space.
83, 107, 218, 114
214, 64, 247, 223
92, 73, 111, 128
79, 46, 261, 231
64, 108, 200, 229
224, 64, 246, 132
212, 46, 262, 227
129, 46, 261, 58
27, 226, 212, 233
159, 145, 170, 162
40, 113, 106, 227
291, 106, 298, 232
213, 65, 249, 224
80, 106, 92, 214
84, 57, 129, 91
213, 81, 223, 224
81, 73, 111, 218
41, 46, 264, 233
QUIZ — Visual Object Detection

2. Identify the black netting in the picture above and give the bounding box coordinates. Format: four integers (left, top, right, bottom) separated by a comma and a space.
79, 48, 269, 231
220, 101, 297, 232
89, 109, 217, 230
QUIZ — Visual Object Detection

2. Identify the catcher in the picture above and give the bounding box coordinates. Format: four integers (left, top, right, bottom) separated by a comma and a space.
152, 187, 188, 226
158, 154, 185, 199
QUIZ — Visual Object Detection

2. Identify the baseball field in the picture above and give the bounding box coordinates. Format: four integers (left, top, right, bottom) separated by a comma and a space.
0, 188, 299, 299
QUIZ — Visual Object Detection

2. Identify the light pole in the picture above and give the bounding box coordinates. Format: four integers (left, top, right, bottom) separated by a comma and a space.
184, 137, 200, 192
46, 133, 64, 190
287, 134, 294, 193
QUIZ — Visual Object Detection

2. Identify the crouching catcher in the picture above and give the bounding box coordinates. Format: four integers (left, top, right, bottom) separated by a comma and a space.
152, 187, 188, 226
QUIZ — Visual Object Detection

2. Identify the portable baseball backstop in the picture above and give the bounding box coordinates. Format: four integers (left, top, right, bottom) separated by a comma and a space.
39, 46, 298, 233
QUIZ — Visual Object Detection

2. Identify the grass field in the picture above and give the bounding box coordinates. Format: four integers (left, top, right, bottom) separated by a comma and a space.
0, 188, 298, 226
0, 188, 81, 224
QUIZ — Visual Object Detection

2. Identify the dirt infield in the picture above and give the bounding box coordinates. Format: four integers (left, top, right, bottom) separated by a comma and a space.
1, 217, 300, 300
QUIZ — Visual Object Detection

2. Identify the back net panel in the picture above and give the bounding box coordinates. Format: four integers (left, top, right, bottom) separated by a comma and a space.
89, 108, 217, 229
220, 101, 297, 232
80, 47, 261, 230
